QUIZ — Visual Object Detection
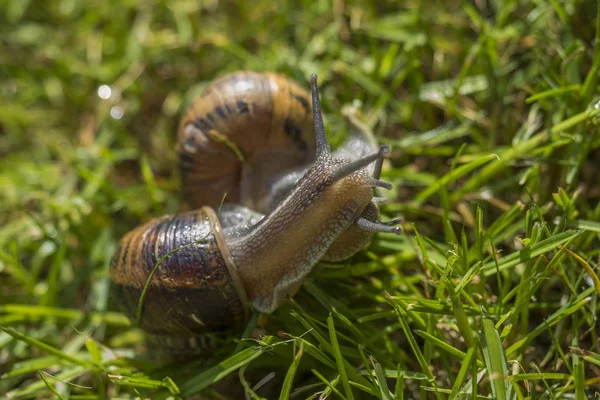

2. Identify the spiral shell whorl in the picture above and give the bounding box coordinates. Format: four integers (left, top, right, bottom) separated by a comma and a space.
178, 72, 317, 212
109, 209, 247, 353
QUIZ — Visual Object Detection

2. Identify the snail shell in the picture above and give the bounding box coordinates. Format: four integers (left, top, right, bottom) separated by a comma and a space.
110, 206, 258, 355
178, 71, 317, 213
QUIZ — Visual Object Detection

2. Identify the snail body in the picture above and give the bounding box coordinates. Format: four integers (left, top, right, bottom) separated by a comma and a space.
110, 72, 400, 356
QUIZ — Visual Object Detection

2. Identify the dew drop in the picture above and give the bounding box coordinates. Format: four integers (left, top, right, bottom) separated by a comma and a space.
480, 190, 493, 199
586, 97, 600, 125
110, 105, 124, 120
97, 85, 112, 99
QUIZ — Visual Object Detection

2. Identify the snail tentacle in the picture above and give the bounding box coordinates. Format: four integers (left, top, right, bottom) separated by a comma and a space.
373, 180, 393, 190
356, 217, 402, 234
310, 74, 331, 158
382, 218, 403, 226
372, 145, 388, 179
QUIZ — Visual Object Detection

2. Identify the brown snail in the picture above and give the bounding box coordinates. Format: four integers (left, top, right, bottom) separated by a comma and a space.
109, 72, 400, 356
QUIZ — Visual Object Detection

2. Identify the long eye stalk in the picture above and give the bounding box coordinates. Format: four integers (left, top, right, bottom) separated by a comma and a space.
356, 217, 402, 234
310, 74, 331, 158
372, 144, 388, 179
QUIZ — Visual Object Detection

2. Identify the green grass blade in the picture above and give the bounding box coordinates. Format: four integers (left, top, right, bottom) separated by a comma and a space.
371, 356, 393, 400
448, 337, 478, 400
390, 300, 443, 400
279, 341, 304, 400
415, 154, 497, 203
38, 371, 67, 400
180, 345, 264, 394
327, 314, 355, 400
107, 374, 180, 395
481, 319, 515, 400
482, 230, 583, 276
0, 326, 90, 367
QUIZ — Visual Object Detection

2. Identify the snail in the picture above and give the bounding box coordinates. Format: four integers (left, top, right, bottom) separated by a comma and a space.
109, 72, 401, 356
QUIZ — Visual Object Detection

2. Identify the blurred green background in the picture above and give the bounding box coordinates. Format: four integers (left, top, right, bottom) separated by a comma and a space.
1, 0, 600, 398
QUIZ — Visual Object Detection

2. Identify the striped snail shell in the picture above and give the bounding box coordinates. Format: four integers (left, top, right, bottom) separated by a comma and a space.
110, 72, 400, 357
178, 71, 317, 213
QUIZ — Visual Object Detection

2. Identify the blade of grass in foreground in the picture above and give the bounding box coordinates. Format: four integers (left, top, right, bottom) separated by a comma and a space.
327, 314, 355, 400
0, 304, 130, 327
481, 230, 583, 276
570, 219, 600, 233
7, 366, 90, 399
296, 337, 337, 369
371, 356, 393, 400
1, 356, 63, 379
511, 373, 571, 381
389, 299, 443, 400
180, 345, 264, 394
311, 369, 346, 399
279, 341, 304, 400
573, 333, 586, 400
570, 348, 600, 368
525, 85, 580, 103
0, 326, 91, 368
291, 309, 371, 387
560, 246, 600, 296
414, 329, 483, 368
481, 319, 515, 400
108, 375, 179, 395
448, 337, 478, 400
39, 371, 67, 400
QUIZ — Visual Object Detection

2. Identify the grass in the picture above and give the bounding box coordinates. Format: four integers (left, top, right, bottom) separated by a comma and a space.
1, 0, 600, 398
